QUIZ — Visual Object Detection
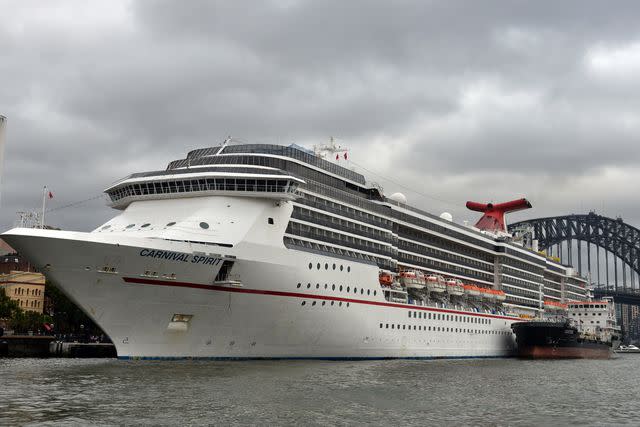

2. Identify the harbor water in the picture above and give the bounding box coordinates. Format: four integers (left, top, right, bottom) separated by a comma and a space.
1, 356, 640, 426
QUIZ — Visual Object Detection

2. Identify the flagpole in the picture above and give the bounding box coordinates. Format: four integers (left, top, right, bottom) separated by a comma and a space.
41, 186, 46, 229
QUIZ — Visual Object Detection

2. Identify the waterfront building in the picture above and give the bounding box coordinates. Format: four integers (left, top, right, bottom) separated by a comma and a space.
0, 271, 45, 313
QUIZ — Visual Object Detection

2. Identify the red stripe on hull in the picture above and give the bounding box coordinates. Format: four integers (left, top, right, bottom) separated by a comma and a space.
518, 345, 611, 359
122, 277, 520, 321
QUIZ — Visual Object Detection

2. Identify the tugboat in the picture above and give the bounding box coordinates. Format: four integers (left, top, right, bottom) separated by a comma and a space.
511, 298, 620, 359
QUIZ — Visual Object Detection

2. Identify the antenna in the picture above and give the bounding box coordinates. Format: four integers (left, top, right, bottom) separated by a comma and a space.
0, 116, 5, 206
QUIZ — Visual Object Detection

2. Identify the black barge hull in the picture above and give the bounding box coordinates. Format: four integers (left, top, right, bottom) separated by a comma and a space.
511, 321, 611, 359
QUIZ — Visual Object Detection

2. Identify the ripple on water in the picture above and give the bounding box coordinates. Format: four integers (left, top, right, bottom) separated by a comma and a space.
1, 357, 640, 426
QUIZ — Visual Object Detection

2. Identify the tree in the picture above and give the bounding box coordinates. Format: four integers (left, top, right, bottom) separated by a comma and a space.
45, 281, 103, 337
0, 287, 20, 319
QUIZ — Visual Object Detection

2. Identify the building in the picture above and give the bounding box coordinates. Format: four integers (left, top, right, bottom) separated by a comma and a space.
0, 271, 46, 313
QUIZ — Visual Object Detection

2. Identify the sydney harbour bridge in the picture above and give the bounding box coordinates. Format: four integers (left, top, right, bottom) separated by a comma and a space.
509, 212, 640, 339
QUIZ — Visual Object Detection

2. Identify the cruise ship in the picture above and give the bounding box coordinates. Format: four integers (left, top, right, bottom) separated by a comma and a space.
2, 140, 589, 359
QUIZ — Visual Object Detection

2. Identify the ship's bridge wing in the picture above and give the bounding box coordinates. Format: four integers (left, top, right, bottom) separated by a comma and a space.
105, 165, 304, 210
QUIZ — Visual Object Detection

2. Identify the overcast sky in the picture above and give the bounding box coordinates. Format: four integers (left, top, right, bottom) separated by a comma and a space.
2, 0, 640, 233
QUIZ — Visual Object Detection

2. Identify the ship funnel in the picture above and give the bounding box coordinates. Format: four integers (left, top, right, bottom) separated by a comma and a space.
466, 198, 532, 232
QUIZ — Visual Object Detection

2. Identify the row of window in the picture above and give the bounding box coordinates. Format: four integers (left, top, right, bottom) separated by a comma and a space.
308, 262, 351, 272
287, 222, 394, 258
108, 177, 297, 202
300, 191, 390, 228
98, 221, 209, 232
284, 237, 395, 270
293, 206, 393, 244
13, 287, 42, 296
18, 299, 41, 308
301, 300, 349, 307
296, 282, 378, 297
502, 264, 544, 284
378, 323, 511, 335
397, 252, 493, 283
399, 239, 493, 273
408, 310, 493, 325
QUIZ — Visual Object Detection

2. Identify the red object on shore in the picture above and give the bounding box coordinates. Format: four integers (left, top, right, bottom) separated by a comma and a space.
466, 198, 532, 232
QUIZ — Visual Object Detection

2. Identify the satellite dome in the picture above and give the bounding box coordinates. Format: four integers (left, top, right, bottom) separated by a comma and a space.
389, 192, 407, 204
440, 212, 453, 222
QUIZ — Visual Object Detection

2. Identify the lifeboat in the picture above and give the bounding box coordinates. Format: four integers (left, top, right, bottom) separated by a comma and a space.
544, 300, 567, 310
399, 270, 426, 290
445, 278, 465, 296
479, 287, 494, 301
426, 274, 446, 293
379, 272, 393, 287
494, 289, 506, 302
463, 284, 481, 297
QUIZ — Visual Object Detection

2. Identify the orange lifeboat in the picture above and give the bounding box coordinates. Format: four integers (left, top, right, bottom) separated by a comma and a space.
463, 284, 481, 297
379, 272, 393, 287
494, 289, 506, 302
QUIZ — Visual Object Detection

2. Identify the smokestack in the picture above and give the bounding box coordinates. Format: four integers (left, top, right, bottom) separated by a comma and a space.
0, 116, 5, 206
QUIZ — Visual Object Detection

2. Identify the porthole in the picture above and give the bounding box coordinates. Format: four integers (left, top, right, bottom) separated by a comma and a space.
324, 263, 328, 270
307, 283, 311, 289
347, 287, 350, 292
316, 284, 319, 289
301, 301, 306, 306
126, 224, 135, 229
340, 285, 343, 291
360, 289, 364, 295
324, 284, 328, 289
141, 223, 151, 228
308, 263, 313, 270
332, 264, 336, 270
297, 283, 301, 289
367, 290, 370, 295
317, 263, 321, 270
347, 266, 351, 273
199, 222, 209, 229
373, 291, 376, 296
340, 265, 344, 271
346, 302, 350, 307
392, 324, 395, 329
339, 302, 342, 307
100, 225, 111, 230
322, 301, 326, 306
408, 312, 412, 318
332, 284, 336, 290
166, 222, 176, 227
380, 323, 383, 328
312, 301, 316, 306
331, 301, 335, 306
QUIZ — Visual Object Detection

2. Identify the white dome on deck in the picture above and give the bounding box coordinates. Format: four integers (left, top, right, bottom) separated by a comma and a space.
440, 212, 453, 222
389, 192, 407, 204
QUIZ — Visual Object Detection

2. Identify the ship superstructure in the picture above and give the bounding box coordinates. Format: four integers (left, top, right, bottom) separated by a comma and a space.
2, 141, 589, 359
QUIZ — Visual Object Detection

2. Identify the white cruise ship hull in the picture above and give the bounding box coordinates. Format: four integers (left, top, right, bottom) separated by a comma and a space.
3, 228, 519, 359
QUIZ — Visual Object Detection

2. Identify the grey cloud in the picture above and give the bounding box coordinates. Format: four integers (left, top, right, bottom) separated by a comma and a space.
1, 0, 640, 232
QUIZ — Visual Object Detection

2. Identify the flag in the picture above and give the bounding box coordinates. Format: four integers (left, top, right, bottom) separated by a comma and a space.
48, 191, 53, 199
344, 152, 348, 160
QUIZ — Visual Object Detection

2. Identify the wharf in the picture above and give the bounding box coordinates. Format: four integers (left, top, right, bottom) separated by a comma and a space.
0, 335, 116, 358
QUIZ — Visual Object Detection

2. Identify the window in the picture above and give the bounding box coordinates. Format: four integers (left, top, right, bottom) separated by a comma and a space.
199, 222, 209, 229
268, 218, 274, 225
297, 283, 301, 288
308, 263, 313, 270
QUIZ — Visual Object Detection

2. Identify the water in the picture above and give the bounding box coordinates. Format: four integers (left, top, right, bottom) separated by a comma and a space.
1, 356, 640, 426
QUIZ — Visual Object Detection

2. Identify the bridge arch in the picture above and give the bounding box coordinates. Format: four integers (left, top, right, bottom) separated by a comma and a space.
509, 212, 640, 291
